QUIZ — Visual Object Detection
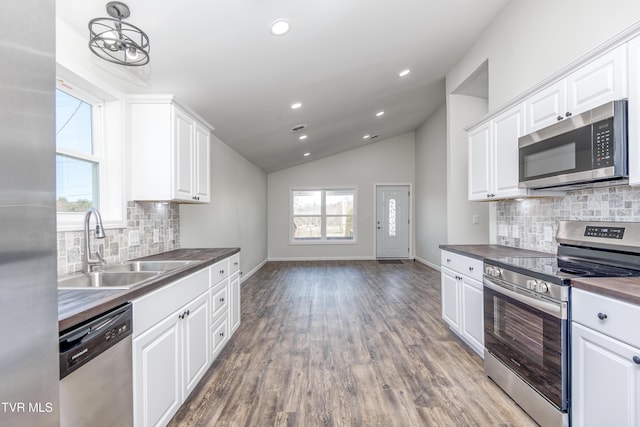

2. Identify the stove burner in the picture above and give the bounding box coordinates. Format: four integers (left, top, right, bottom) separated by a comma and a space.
557, 259, 640, 278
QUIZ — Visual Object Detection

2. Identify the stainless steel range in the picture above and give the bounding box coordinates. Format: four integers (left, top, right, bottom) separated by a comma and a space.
483, 220, 640, 427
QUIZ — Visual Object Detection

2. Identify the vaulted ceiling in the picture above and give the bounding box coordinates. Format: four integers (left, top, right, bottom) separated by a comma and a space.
56, 0, 510, 172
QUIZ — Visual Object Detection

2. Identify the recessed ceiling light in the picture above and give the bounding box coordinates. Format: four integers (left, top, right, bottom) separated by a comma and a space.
291, 102, 302, 110
303, 152, 310, 157
398, 69, 411, 77
376, 111, 385, 117
270, 19, 290, 36
299, 135, 308, 141
363, 134, 370, 139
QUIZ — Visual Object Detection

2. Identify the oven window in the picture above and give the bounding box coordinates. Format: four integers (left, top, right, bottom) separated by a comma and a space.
501, 301, 544, 366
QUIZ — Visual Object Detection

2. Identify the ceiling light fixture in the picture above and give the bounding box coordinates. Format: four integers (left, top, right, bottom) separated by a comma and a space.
291, 102, 302, 110
376, 111, 385, 117
88, 1, 150, 66
271, 19, 291, 36
303, 152, 311, 157
299, 135, 308, 141
398, 69, 411, 77
363, 134, 370, 139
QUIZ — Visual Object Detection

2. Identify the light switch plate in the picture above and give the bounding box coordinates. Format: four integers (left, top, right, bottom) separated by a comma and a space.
472, 214, 480, 225
129, 230, 140, 247
153, 229, 160, 244
512, 224, 519, 238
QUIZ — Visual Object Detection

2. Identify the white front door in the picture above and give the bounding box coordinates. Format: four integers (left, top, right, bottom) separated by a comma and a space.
376, 185, 409, 258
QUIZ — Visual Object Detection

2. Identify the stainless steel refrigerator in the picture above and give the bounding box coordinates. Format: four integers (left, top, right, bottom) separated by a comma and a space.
0, 1, 59, 425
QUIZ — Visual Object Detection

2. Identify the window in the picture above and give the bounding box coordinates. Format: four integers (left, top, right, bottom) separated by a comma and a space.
55, 88, 102, 213
291, 188, 356, 243
55, 73, 125, 231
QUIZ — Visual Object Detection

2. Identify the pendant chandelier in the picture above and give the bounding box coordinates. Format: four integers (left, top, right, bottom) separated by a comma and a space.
88, 1, 150, 66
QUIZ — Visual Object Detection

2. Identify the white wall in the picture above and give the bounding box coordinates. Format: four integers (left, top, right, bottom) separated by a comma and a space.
268, 133, 415, 260
447, 94, 490, 244
180, 135, 268, 279
415, 104, 448, 268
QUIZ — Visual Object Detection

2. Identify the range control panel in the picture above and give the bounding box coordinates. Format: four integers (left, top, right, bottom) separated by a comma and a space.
584, 225, 625, 239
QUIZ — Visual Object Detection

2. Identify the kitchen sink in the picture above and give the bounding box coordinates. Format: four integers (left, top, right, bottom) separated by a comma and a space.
104, 260, 197, 273
57, 271, 161, 290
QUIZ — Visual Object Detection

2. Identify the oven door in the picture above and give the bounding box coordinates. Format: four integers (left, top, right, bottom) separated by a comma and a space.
483, 276, 568, 410
518, 123, 593, 188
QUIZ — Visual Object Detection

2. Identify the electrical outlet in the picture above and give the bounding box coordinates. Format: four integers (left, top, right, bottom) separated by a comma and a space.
129, 230, 140, 247
512, 224, 519, 238
153, 229, 160, 243
498, 224, 508, 236
544, 226, 553, 242
472, 214, 480, 225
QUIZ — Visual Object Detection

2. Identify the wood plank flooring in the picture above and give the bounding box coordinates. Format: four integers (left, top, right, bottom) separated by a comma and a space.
169, 260, 536, 427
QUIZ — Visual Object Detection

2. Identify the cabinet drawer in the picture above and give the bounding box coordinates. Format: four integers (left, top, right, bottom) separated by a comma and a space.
440, 250, 483, 282
210, 259, 230, 285
133, 268, 209, 337
210, 280, 228, 323
210, 315, 228, 360
572, 288, 640, 348
229, 253, 240, 274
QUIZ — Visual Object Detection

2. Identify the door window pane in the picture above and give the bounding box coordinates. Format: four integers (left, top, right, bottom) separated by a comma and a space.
388, 198, 397, 237
56, 154, 99, 212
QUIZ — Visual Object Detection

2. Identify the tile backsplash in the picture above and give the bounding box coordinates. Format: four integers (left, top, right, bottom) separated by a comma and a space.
57, 202, 180, 276
495, 184, 640, 254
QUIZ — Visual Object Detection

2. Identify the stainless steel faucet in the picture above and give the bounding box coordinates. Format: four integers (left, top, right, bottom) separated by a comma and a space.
83, 207, 106, 272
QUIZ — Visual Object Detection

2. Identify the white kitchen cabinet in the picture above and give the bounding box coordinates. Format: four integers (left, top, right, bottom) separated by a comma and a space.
440, 250, 484, 357
228, 253, 241, 335
571, 289, 640, 427
209, 252, 241, 360
524, 45, 627, 134
132, 268, 210, 427
628, 35, 640, 186
469, 104, 538, 201
129, 95, 212, 203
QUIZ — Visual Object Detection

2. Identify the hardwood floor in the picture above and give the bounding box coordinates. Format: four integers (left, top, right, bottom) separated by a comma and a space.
169, 260, 536, 427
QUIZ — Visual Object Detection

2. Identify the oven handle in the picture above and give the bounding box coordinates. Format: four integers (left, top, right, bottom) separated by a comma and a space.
483, 276, 567, 319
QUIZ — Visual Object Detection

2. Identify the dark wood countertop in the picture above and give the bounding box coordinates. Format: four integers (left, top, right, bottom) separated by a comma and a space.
571, 277, 640, 306
58, 248, 240, 332
439, 244, 551, 261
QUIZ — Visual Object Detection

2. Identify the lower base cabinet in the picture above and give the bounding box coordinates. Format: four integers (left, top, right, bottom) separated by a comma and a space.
440, 250, 484, 357
133, 291, 209, 427
571, 288, 640, 427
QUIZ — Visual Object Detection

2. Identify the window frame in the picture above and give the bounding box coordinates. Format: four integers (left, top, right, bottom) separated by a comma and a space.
55, 73, 126, 231
289, 187, 357, 245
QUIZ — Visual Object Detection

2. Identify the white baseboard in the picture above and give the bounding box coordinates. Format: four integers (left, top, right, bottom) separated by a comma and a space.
240, 258, 267, 284
415, 256, 440, 271
268, 256, 377, 262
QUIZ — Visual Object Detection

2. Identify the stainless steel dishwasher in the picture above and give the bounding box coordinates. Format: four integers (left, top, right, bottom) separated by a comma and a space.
59, 303, 133, 427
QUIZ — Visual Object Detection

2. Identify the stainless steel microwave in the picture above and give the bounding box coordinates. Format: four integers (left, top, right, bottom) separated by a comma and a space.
518, 100, 628, 189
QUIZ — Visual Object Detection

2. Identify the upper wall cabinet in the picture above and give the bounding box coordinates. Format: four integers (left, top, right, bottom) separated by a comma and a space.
129, 95, 212, 203
628, 35, 640, 186
469, 104, 532, 201
524, 45, 628, 134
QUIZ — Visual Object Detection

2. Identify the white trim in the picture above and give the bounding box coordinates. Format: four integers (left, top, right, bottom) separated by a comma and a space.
268, 256, 377, 262
239, 258, 268, 284
415, 256, 441, 271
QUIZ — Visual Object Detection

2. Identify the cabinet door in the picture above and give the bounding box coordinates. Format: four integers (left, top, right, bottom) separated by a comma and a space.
460, 276, 484, 357
182, 292, 210, 399
193, 123, 211, 203
441, 267, 460, 330
229, 272, 241, 335
492, 104, 526, 199
572, 322, 640, 427
629, 36, 640, 186
524, 80, 566, 134
133, 314, 182, 427
566, 45, 627, 117
174, 107, 195, 201
468, 123, 492, 201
